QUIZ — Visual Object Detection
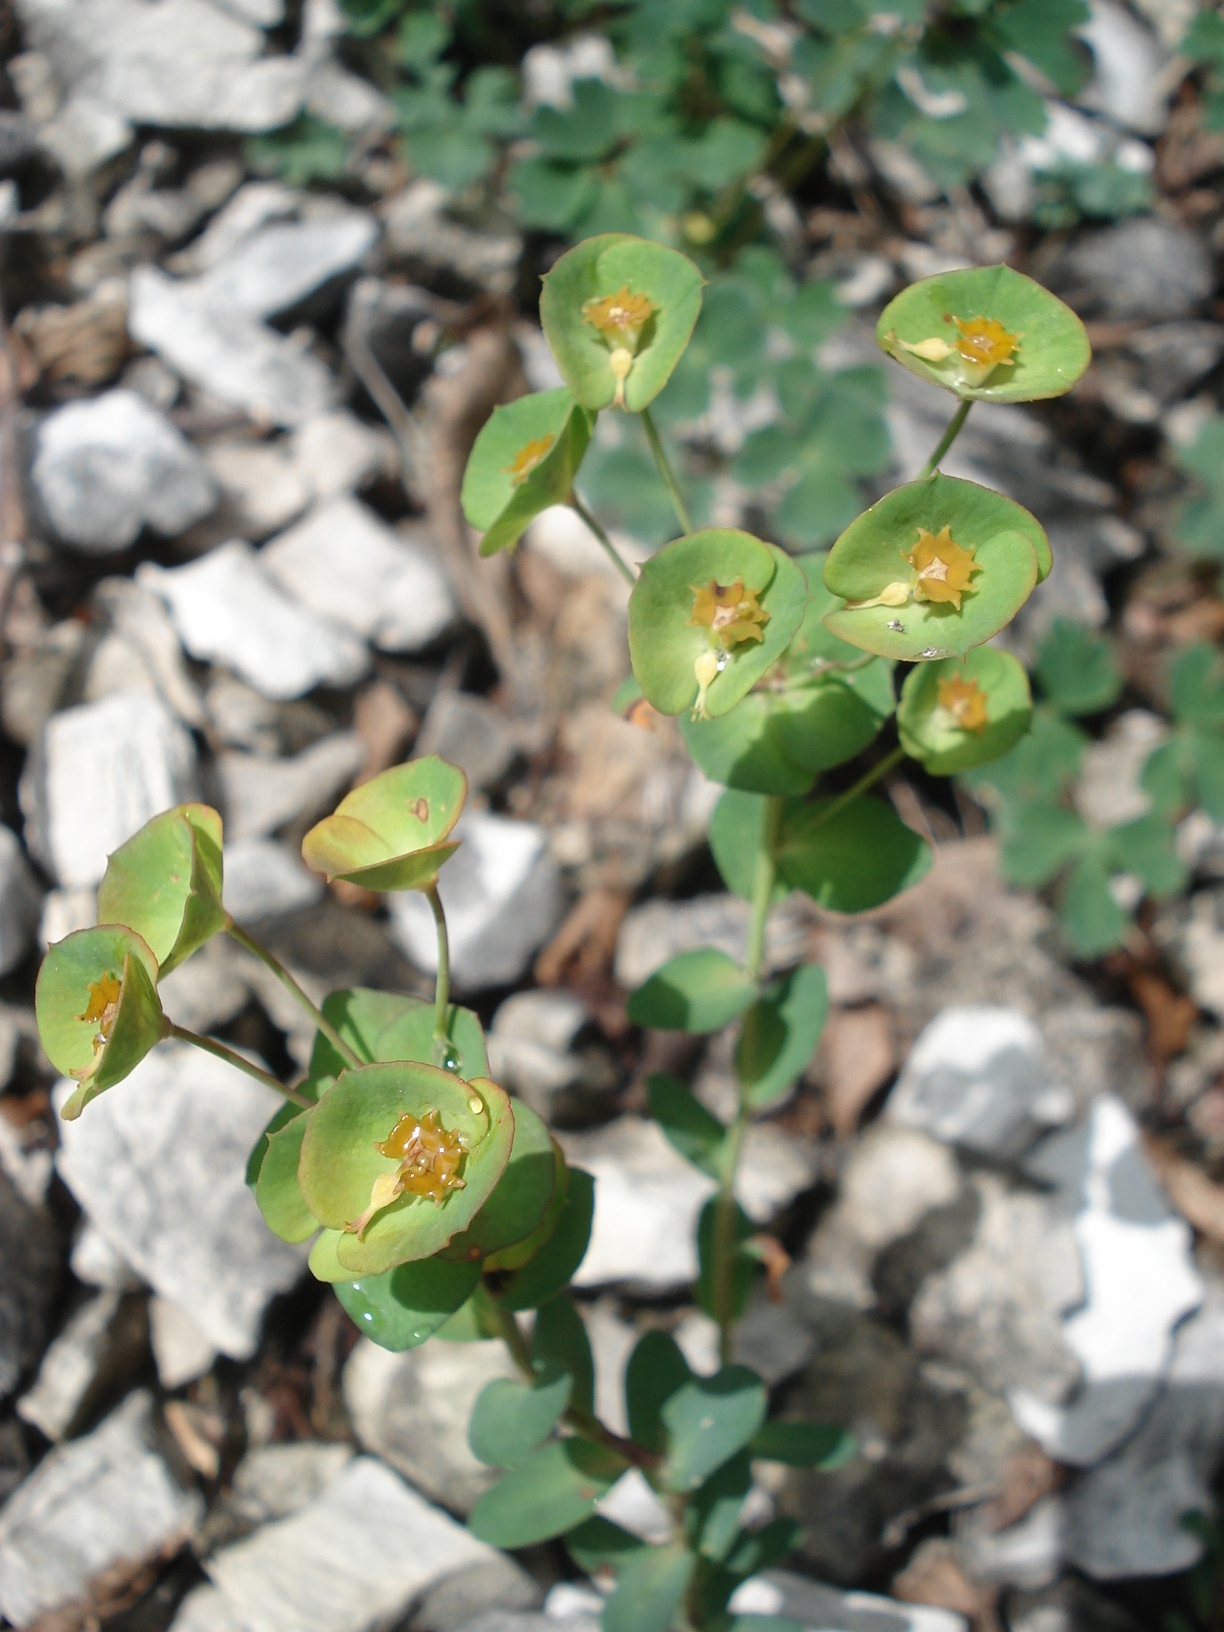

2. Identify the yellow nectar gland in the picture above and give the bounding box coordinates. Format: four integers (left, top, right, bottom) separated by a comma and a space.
895, 315, 1019, 388
345, 1109, 469, 1239
582, 285, 658, 407
937, 673, 989, 733
76, 972, 122, 1071
689, 580, 770, 647
502, 435, 555, 487
904, 525, 981, 611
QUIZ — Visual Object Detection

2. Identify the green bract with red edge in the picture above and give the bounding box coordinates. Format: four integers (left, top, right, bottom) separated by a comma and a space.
822, 474, 1046, 662
540, 233, 704, 413
877, 264, 1091, 403
36, 925, 164, 1119
96, 803, 225, 975
301, 756, 466, 892
461, 387, 594, 558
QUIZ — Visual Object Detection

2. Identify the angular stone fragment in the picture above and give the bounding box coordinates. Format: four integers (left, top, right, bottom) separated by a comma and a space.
196, 210, 378, 320
215, 734, 363, 840
222, 836, 324, 922
17, 1289, 145, 1441
54, 1043, 305, 1359
139, 543, 368, 701
32, 390, 217, 552
0, 1391, 203, 1628
0, 1169, 59, 1404
0, 827, 42, 978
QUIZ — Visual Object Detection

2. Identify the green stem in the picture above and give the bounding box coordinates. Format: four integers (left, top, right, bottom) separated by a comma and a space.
640, 406, 692, 536
166, 1022, 315, 1110
713, 795, 782, 1366
812, 743, 905, 832
424, 883, 452, 1066
226, 921, 363, 1070
570, 493, 636, 587
918, 399, 972, 479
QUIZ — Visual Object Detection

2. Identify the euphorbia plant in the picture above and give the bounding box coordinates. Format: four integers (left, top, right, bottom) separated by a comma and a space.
36, 236, 1089, 1632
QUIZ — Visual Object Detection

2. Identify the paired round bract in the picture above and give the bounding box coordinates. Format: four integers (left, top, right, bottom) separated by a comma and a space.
822, 474, 1047, 661
628, 530, 807, 719
97, 803, 225, 975
298, 1060, 514, 1276
461, 387, 594, 557
36, 925, 164, 1119
877, 265, 1091, 403
540, 234, 704, 413
897, 647, 1033, 775
301, 757, 466, 892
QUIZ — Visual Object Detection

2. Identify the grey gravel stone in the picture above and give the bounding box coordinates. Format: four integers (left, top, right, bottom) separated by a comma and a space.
16, 1289, 146, 1441
0, 1169, 58, 1405
214, 734, 363, 840
262, 499, 455, 653
54, 1042, 306, 1359
148, 1295, 218, 1389
342, 1336, 517, 1513
1060, 217, 1213, 321
414, 690, 517, 791
614, 892, 809, 991
32, 390, 217, 552
730, 1569, 967, 1632
0, 827, 42, 978
20, 690, 198, 889
196, 209, 377, 320
139, 543, 368, 701
222, 835, 325, 921
0, 1390, 203, 1627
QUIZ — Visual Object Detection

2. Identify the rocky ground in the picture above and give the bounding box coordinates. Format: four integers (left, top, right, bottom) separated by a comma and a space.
0, 2, 1223, 1631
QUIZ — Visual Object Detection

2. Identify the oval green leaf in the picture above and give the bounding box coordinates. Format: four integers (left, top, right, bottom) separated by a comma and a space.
629, 531, 806, 718
334, 1256, 481, 1351
301, 757, 467, 893
776, 795, 932, 913
37, 926, 164, 1119
498, 1167, 596, 1312
628, 948, 758, 1033
898, 647, 1033, 775
736, 962, 828, 1110
603, 1545, 695, 1632
540, 233, 704, 413
96, 803, 225, 975
298, 1062, 514, 1275
646, 1074, 726, 1177
660, 1366, 768, 1494
461, 387, 595, 558
709, 788, 790, 905
469, 1371, 573, 1468
467, 1438, 626, 1548
822, 475, 1044, 660
877, 264, 1091, 403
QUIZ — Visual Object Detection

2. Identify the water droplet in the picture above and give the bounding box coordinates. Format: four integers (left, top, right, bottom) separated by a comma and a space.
887, 619, 904, 632
431, 1036, 461, 1073
715, 653, 728, 672
920, 647, 940, 659
468, 1094, 484, 1114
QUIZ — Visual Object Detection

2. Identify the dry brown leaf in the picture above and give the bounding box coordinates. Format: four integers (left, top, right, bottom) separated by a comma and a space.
981, 1440, 1062, 1532
1144, 1134, 1224, 1245
892, 1539, 1000, 1632
535, 885, 631, 989
816, 1004, 895, 1136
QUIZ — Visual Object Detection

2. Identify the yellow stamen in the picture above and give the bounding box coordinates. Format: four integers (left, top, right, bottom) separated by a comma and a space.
345, 1107, 469, 1237
954, 316, 1019, 372
689, 580, 770, 648
937, 674, 989, 732
581, 286, 657, 345
904, 525, 980, 611
78, 973, 122, 1040
502, 435, 555, 486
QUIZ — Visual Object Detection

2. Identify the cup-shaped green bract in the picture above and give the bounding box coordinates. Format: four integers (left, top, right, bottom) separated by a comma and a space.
877, 265, 1091, 403
96, 803, 225, 976
36, 926, 164, 1120
301, 756, 466, 893
822, 475, 1046, 662
540, 234, 704, 413
681, 552, 895, 794
461, 388, 595, 558
628, 530, 806, 719
898, 647, 1033, 776
440, 1098, 557, 1263
298, 1061, 514, 1276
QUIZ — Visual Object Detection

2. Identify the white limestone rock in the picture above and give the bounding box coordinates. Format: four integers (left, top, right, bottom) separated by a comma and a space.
0, 826, 42, 977
222, 835, 324, 921
1013, 1095, 1203, 1464
887, 1006, 1073, 1161
139, 542, 368, 701
214, 734, 363, 840
262, 499, 455, 653
195, 209, 378, 320
0, 1391, 203, 1627
33, 391, 217, 552
16, 1289, 143, 1441
21, 690, 198, 888
54, 1042, 306, 1359
387, 812, 563, 992
730, 1569, 967, 1632
149, 1296, 218, 1389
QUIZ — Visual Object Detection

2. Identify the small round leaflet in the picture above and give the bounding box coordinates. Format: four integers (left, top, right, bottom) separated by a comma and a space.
461, 387, 594, 558
629, 530, 806, 718
298, 1061, 514, 1276
877, 264, 1091, 403
898, 647, 1033, 775
96, 803, 225, 975
301, 756, 466, 892
540, 233, 704, 413
36, 925, 164, 1119
822, 474, 1046, 661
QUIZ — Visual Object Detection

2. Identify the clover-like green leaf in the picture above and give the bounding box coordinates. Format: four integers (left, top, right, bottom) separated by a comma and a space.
629, 531, 806, 718
1033, 618, 1122, 716
776, 796, 933, 912
628, 948, 758, 1033
897, 648, 1032, 775
301, 756, 466, 893
298, 1062, 514, 1276
736, 962, 828, 1110
877, 264, 1090, 403
822, 475, 1045, 661
96, 804, 225, 975
461, 387, 595, 558
37, 926, 164, 1120
440, 1098, 557, 1262
333, 1257, 481, 1351
540, 233, 704, 412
